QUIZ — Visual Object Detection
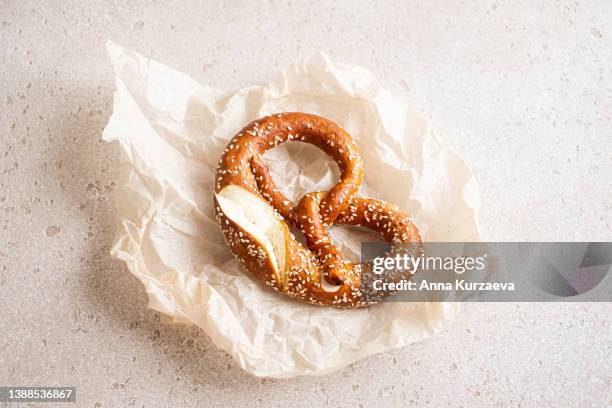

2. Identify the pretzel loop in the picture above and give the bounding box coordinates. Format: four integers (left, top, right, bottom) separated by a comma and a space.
247, 115, 363, 227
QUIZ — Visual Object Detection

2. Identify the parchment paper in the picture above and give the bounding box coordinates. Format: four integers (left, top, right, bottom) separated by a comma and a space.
102, 41, 481, 378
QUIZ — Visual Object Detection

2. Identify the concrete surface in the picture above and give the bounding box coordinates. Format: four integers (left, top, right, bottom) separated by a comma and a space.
1, 0, 611, 407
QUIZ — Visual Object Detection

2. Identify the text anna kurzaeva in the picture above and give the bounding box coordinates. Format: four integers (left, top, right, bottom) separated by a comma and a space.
370, 253, 515, 292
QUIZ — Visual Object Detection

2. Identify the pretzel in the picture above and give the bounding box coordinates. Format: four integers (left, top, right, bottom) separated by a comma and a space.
213, 112, 422, 308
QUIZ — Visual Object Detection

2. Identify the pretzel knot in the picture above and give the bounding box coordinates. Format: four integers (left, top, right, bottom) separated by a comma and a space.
214, 112, 422, 308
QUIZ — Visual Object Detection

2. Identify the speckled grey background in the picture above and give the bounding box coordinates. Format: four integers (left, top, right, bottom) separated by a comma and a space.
1, 1, 611, 407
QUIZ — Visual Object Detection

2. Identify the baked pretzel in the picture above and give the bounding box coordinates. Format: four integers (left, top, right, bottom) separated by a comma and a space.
213, 112, 422, 308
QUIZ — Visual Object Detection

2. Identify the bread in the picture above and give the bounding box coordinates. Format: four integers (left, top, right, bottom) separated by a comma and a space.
214, 112, 422, 307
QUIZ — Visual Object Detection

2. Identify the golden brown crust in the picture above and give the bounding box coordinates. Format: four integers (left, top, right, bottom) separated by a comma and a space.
214, 112, 422, 308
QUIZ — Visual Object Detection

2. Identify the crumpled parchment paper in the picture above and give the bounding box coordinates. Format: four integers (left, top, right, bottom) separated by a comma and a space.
102, 41, 481, 378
